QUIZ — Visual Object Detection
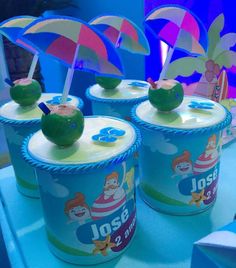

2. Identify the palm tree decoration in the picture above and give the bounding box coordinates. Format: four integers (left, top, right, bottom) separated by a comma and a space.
166, 14, 236, 98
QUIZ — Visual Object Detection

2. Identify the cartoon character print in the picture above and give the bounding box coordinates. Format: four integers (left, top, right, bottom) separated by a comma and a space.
64, 193, 91, 224
125, 167, 135, 192
172, 151, 193, 178
92, 235, 116, 256
193, 134, 219, 174
189, 189, 207, 207
91, 163, 127, 220
189, 134, 219, 207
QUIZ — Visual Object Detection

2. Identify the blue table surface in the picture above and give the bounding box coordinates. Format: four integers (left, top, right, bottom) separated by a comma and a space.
0, 142, 236, 268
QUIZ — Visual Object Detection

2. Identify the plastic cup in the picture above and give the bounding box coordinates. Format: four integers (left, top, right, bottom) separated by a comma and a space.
22, 116, 141, 265
132, 96, 232, 215
0, 93, 83, 198
86, 80, 149, 121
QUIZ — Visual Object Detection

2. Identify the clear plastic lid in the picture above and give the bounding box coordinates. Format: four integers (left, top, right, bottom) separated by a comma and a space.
89, 79, 149, 100
0, 93, 81, 121
28, 117, 136, 165
135, 96, 226, 130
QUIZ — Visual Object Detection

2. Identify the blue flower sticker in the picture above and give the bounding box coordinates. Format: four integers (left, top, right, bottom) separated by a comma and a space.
46, 96, 72, 105
188, 101, 214, 110
92, 127, 126, 144
128, 81, 147, 88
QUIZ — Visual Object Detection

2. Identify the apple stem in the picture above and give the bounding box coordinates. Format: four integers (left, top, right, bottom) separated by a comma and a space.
5, 78, 14, 87
38, 102, 51, 115
147, 77, 157, 89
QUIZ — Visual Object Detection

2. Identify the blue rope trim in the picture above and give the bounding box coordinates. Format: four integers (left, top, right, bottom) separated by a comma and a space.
0, 116, 41, 126
131, 104, 232, 136
73, 96, 84, 111
0, 96, 84, 126
86, 86, 148, 104
22, 117, 142, 174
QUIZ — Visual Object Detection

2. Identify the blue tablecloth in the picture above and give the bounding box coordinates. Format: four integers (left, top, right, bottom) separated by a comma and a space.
0, 222, 10, 268
0, 141, 236, 268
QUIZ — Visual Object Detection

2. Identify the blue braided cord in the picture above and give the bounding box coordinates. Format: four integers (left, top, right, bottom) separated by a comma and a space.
0, 116, 41, 126
86, 86, 148, 104
131, 104, 232, 136
0, 96, 84, 126
21, 116, 142, 174
74, 96, 84, 111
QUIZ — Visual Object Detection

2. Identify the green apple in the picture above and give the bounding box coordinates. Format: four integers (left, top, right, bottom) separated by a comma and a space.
95, 76, 122, 90
148, 79, 184, 112
41, 104, 84, 147
10, 78, 42, 106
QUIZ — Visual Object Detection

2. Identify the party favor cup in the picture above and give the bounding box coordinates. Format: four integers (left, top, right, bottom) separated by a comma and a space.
22, 116, 141, 265
0, 94, 83, 198
86, 80, 149, 121
132, 96, 232, 215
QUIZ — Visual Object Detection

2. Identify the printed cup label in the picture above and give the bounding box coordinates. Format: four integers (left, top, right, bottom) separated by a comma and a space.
76, 199, 136, 252
58, 164, 136, 258
178, 163, 219, 205
141, 133, 221, 211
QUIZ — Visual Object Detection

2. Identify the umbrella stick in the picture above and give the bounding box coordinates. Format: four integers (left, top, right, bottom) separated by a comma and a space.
159, 46, 174, 80
61, 68, 75, 104
61, 45, 80, 104
27, 54, 39, 79
115, 32, 122, 48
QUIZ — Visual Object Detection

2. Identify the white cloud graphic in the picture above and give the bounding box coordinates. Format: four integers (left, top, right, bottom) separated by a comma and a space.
143, 132, 178, 155
103, 106, 122, 118
4, 125, 23, 146
41, 178, 69, 198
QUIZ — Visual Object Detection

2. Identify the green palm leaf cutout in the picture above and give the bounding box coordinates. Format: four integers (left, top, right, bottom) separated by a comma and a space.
47, 230, 92, 256
215, 50, 236, 68
140, 182, 188, 206
166, 57, 205, 79
213, 33, 236, 59
207, 14, 225, 59
220, 99, 236, 111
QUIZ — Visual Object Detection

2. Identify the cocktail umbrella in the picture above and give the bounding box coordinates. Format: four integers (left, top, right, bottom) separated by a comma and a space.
145, 5, 208, 79
90, 15, 150, 55
20, 16, 124, 103
0, 16, 39, 80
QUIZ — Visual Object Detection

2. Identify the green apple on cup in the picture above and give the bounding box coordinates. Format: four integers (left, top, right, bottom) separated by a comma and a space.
95, 75, 122, 90
41, 104, 84, 147
10, 78, 42, 106
148, 79, 184, 112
